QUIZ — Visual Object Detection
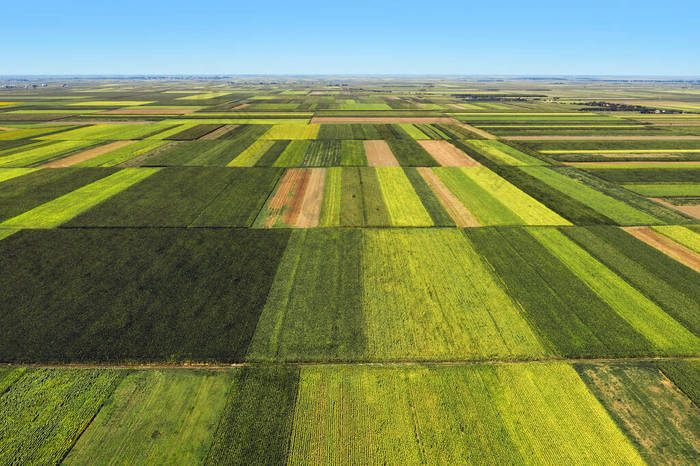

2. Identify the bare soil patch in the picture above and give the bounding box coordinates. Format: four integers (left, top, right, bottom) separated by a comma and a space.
296, 168, 326, 227
231, 103, 250, 110
42, 140, 136, 167
311, 117, 458, 124
263, 169, 310, 227
364, 140, 399, 166
651, 198, 700, 220
417, 140, 481, 167
417, 167, 480, 227
199, 124, 239, 140
623, 226, 700, 272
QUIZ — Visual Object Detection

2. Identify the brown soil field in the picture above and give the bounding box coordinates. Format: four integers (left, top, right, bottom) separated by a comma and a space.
457, 122, 496, 139
651, 198, 700, 221
263, 169, 310, 227
505, 135, 700, 141
417, 167, 480, 227
311, 117, 458, 124
364, 140, 399, 166
623, 226, 700, 272
231, 103, 250, 110
296, 168, 326, 227
417, 140, 481, 166
41, 140, 136, 168
100, 108, 197, 115
199, 124, 240, 140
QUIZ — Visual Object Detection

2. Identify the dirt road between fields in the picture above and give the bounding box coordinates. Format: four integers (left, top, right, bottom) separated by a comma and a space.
623, 226, 700, 272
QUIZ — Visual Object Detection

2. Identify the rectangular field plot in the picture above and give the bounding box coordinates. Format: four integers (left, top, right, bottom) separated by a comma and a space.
0, 140, 99, 167
205, 366, 299, 464
64, 370, 234, 465
39, 123, 175, 141
528, 227, 700, 355
145, 140, 254, 166
254, 168, 325, 228
0, 369, 125, 465
623, 183, 700, 197
247, 230, 363, 361
463, 139, 546, 165
433, 167, 569, 226
576, 363, 700, 465
0, 167, 117, 222
418, 140, 481, 166
0, 228, 289, 362
66, 167, 282, 227
288, 364, 642, 465
260, 124, 319, 139
521, 166, 677, 225
467, 227, 656, 358
74, 140, 169, 167
375, 167, 433, 226
562, 226, 700, 335
362, 229, 548, 361
1, 168, 159, 228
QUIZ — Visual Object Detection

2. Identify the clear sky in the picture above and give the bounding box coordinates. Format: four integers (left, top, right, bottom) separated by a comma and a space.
2, 0, 699, 76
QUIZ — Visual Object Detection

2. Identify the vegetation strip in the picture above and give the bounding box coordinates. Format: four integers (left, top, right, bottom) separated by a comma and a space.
1, 168, 159, 228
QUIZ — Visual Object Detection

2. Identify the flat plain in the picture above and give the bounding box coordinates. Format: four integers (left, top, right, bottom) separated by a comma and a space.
0, 77, 698, 465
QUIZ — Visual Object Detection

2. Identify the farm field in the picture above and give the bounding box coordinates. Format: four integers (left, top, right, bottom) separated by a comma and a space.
0, 77, 699, 464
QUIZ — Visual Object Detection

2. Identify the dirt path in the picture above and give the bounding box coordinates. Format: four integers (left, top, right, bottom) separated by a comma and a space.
417, 167, 480, 227
651, 198, 700, 220
198, 124, 239, 140
231, 103, 250, 110
296, 168, 326, 227
41, 140, 136, 167
505, 135, 700, 141
311, 117, 458, 124
418, 140, 481, 166
3, 355, 694, 371
364, 140, 400, 166
623, 226, 700, 272
457, 122, 496, 139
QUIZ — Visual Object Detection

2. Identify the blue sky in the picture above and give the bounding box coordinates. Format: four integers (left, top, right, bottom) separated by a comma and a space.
2, 0, 699, 75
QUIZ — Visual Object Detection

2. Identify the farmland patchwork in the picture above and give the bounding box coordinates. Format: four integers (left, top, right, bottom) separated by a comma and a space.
0, 79, 698, 464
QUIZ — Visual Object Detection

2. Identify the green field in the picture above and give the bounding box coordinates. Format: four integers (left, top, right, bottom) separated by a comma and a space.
1, 78, 699, 464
